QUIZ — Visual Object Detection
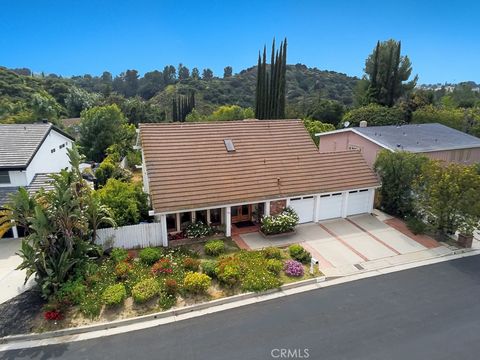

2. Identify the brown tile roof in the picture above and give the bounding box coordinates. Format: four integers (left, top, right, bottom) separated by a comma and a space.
140, 120, 379, 213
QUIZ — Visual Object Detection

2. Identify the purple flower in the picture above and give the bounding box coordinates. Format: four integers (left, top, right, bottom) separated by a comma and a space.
284, 260, 304, 277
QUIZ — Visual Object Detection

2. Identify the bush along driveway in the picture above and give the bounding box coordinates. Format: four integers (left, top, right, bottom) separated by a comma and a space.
26, 239, 320, 334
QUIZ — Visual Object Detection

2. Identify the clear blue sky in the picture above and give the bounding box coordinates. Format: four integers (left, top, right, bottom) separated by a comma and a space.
1, 0, 479, 84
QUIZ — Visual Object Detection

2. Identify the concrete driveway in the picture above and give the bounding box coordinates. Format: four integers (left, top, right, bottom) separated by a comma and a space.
239, 214, 451, 276
0, 237, 34, 304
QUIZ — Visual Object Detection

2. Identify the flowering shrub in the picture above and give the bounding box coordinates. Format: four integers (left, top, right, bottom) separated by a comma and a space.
265, 259, 283, 275
183, 257, 201, 271
261, 208, 299, 235
201, 260, 218, 278
204, 239, 225, 256
115, 261, 132, 279
216, 256, 241, 287
57, 279, 86, 305
151, 258, 173, 275
183, 272, 211, 294
288, 244, 312, 264
283, 260, 304, 277
110, 248, 129, 263
139, 247, 162, 265
235, 251, 283, 292
164, 278, 178, 295
102, 284, 127, 306
44, 310, 63, 321
185, 221, 213, 238
132, 278, 160, 303
262, 246, 283, 260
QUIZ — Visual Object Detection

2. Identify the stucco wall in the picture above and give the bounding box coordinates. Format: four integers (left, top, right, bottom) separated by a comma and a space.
25, 130, 73, 184
318, 131, 383, 168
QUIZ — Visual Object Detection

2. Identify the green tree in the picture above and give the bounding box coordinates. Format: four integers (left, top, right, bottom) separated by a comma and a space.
341, 104, 405, 127
191, 68, 200, 80
360, 39, 417, 107
124, 69, 140, 97
202, 68, 214, 80
303, 119, 335, 146
415, 162, 480, 236
223, 66, 233, 78
374, 150, 429, 217
79, 104, 128, 162
306, 99, 345, 126
178, 64, 190, 80
96, 179, 148, 226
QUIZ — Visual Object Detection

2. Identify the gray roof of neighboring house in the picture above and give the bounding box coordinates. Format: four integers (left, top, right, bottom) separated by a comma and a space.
354, 123, 480, 152
0, 187, 18, 208
27, 173, 55, 194
0, 123, 74, 170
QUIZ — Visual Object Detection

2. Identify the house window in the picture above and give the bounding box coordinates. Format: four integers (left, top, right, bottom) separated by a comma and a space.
195, 210, 207, 224
210, 208, 221, 224
166, 214, 177, 232
348, 144, 361, 151
59, 144, 65, 149
51, 148, 56, 153
0, 171, 10, 184
180, 212, 192, 230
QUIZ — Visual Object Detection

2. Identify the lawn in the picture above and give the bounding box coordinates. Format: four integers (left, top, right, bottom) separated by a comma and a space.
33, 239, 321, 332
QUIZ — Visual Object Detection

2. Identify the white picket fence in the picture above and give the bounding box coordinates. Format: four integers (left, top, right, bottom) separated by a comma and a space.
96, 222, 163, 249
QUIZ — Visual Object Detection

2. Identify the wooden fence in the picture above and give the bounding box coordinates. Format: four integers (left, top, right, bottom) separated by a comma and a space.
96, 222, 163, 249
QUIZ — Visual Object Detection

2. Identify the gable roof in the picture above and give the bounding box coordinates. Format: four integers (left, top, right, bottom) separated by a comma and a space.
318, 123, 480, 153
0, 123, 74, 170
140, 120, 379, 213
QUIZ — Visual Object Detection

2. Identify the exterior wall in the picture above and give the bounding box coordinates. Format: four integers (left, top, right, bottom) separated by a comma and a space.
270, 199, 286, 215
318, 132, 383, 168
0, 170, 27, 187
423, 147, 480, 165
25, 130, 73, 184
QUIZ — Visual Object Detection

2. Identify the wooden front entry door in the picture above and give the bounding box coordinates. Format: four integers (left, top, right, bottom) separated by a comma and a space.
231, 205, 251, 223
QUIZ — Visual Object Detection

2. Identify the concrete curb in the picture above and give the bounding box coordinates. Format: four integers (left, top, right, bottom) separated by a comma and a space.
0, 276, 319, 344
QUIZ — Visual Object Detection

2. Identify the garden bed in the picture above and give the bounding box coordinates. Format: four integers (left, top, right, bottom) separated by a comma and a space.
27, 240, 321, 334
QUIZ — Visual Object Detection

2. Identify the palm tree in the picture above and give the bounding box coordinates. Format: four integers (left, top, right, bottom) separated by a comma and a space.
0, 188, 37, 238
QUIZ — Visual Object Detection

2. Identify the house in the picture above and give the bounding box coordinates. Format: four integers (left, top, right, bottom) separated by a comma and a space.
317, 123, 480, 168
139, 119, 380, 246
0, 123, 75, 238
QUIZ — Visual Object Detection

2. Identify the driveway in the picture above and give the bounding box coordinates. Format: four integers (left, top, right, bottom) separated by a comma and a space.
239, 213, 451, 276
0, 237, 34, 304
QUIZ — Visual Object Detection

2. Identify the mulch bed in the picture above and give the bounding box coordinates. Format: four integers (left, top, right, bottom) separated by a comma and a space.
0, 288, 45, 337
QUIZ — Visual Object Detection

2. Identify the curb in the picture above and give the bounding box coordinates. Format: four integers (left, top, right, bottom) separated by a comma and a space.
0, 276, 320, 344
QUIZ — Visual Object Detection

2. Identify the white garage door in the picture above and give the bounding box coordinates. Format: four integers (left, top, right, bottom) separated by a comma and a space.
318, 193, 343, 220
346, 189, 372, 216
289, 196, 315, 223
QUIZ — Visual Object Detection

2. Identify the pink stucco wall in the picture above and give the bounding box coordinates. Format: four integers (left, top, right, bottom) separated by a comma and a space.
318, 131, 382, 168
318, 131, 480, 168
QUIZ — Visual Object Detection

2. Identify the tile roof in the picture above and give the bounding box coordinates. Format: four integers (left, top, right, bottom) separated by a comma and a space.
354, 123, 480, 152
140, 120, 379, 213
0, 123, 74, 169
0, 187, 18, 208
27, 173, 55, 194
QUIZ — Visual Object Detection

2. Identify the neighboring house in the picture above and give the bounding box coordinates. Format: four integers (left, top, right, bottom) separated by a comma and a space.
0, 123, 75, 238
140, 119, 379, 246
317, 123, 480, 168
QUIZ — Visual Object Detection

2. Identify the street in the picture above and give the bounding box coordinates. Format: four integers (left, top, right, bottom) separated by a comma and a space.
2, 255, 480, 360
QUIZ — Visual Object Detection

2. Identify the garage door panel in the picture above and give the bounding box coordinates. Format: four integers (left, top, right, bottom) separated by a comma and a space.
347, 190, 371, 216
318, 193, 343, 220
290, 197, 314, 223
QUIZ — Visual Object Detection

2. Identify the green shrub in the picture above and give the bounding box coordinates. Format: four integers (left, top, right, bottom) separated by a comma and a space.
139, 247, 162, 265
288, 244, 312, 264
159, 293, 176, 310
406, 217, 427, 235
261, 208, 299, 235
132, 278, 160, 303
110, 248, 129, 263
216, 257, 241, 287
241, 271, 282, 292
102, 284, 127, 307
183, 272, 211, 294
80, 293, 102, 319
185, 221, 213, 238
57, 279, 86, 305
262, 246, 283, 260
164, 278, 178, 296
201, 260, 218, 278
204, 239, 225, 256
115, 261, 132, 279
183, 257, 201, 271
265, 259, 283, 275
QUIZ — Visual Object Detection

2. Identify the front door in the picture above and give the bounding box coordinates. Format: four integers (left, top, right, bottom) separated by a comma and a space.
231, 205, 251, 223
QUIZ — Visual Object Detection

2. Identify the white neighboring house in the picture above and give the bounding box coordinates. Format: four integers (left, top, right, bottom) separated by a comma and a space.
0, 123, 75, 238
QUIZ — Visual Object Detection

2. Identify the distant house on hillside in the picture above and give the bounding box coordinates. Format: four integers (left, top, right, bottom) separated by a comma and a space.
0, 123, 75, 238
317, 123, 480, 168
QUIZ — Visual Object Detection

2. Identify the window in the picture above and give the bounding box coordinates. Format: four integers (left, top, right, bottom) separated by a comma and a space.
51, 148, 56, 153
210, 208, 222, 224
348, 144, 361, 151
359, 189, 369, 192
166, 214, 177, 232
224, 139, 235, 152
59, 144, 65, 149
195, 210, 207, 224
180, 212, 192, 230
0, 171, 10, 184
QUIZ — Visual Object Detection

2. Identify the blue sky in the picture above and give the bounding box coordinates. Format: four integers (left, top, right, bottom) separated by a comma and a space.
1, 0, 479, 84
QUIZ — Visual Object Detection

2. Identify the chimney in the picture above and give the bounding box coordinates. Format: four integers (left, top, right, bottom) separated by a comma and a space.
359, 120, 367, 128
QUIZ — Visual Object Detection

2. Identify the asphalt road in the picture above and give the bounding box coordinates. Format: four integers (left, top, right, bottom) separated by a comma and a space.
2, 255, 480, 360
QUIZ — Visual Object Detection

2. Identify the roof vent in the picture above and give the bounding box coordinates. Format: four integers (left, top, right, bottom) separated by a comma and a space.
224, 139, 235, 152
359, 120, 367, 128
